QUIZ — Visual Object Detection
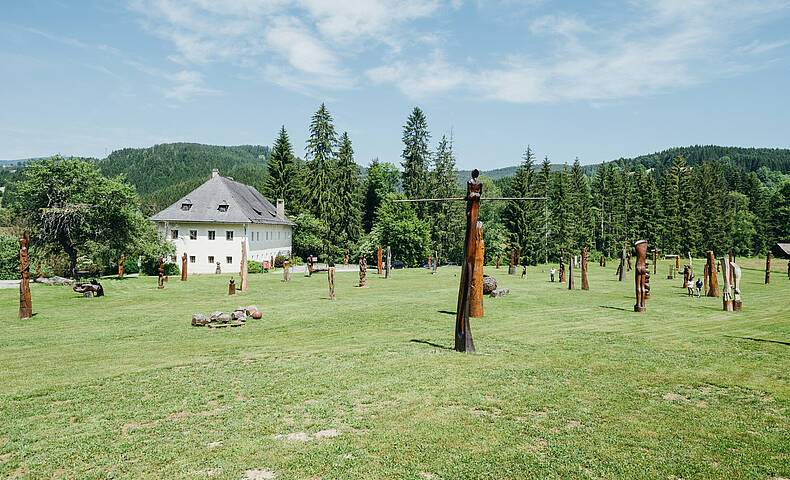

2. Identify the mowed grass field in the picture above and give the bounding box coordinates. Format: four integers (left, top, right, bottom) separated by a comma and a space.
1, 260, 789, 479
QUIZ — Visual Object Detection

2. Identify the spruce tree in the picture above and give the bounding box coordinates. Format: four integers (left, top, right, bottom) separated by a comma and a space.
428, 135, 464, 262
304, 103, 338, 252
333, 132, 363, 247
401, 107, 431, 217
262, 126, 299, 213
568, 157, 593, 250
503, 146, 542, 264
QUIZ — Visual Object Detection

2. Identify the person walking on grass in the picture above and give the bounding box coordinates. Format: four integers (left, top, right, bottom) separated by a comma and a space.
695, 277, 703, 297
550, 267, 556, 282
687, 278, 694, 296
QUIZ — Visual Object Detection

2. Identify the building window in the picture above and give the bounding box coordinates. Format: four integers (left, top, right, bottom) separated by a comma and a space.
226, 230, 234, 240
189, 230, 197, 240
208, 256, 214, 264
208, 230, 215, 240
277, 231, 281, 240
181, 203, 192, 211
171, 229, 178, 239
226, 256, 233, 264
189, 256, 195, 263
218, 204, 229, 212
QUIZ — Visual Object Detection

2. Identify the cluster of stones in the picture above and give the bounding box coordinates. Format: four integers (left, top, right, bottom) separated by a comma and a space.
192, 305, 262, 328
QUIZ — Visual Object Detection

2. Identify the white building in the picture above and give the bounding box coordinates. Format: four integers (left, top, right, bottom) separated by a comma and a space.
151, 169, 294, 274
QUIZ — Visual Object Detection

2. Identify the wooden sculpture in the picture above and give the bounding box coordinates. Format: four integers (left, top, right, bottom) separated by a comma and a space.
215, 261, 221, 274
453, 171, 483, 353
627, 252, 632, 271
634, 240, 650, 312
240, 241, 248, 292
36, 261, 41, 278
617, 248, 626, 282
567, 253, 575, 290
433, 250, 439, 274
581, 248, 589, 290
706, 251, 719, 297
157, 258, 165, 289
228, 277, 236, 295
358, 255, 367, 287
377, 247, 383, 275
517, 248, 521, 267
732, 262, 742, 311
18, 233, 32, 319
682, 265, 690, 289
765, 253, 771, 284
118, 254, 124, 279
181, 252, 188, 281
496, 253, 500, 269
328, 261, 336, 300
282, 260, 290, 282
385, 246, 392, 279
720, 258, 733, 311
559, 249, 566, 283
508, 249, 515, 275
344, 249, 349, 265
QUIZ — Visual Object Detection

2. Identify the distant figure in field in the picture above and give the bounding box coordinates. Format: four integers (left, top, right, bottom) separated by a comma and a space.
687, 278, 694, 296
695, 278, 703, 298
550, 267, 556, 282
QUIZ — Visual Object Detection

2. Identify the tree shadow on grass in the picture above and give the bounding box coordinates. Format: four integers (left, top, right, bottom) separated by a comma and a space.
410, 339, 453, 351
724, 335, 790, 347
598, 305, 629, 312
437, 310, 456, 315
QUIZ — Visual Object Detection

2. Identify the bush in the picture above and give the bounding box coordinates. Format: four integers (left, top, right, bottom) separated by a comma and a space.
274, 255, 287, 268
140, 258, 179, 276
0, 235, 19, 280
247, 260, 263, 274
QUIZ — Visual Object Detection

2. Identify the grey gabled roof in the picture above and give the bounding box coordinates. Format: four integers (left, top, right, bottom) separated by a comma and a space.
150, 174, 295, 226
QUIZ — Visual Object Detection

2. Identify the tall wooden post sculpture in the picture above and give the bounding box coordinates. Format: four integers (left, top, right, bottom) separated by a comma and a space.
619, 248, 627, 282
627, 252, 632, 271
18, 233, 32, 319
651, 248, 657, 275
327, 260, 336, 300
732, 262, 742, 311
282, 260, 290, 282
559, 249, 566, 283
567, 253, 575, 290
634, 240, 649, 312
683, 265, 690, 288
433, 250, 439, 274
470, 221, 484, 318
181, 252, 188, 281
157, 258, 165, 289
358, 255, 367, 288
385, 246, 392, 279
215, 261, 221, 274
765, 253, 771, 284
581, 248, 589, 290
118, 254, 125, 279
705, 251, 719, 297
517, 249, 521, 267
344, 249, 349, 265
377, 247, 383, 275
508, 249, 515, 275
36, 261, 41, 278
720, 258, 733, 311
703, 262, 709, 293
787, 260, 790, 280
428, 254, 432, 270
453, 171, 483, 353
228, 278, 236, 295
240, 241, 248, 292
496, 253, 500, 269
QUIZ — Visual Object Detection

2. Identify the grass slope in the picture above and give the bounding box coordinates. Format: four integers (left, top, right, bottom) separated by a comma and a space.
1, 262, 789, 479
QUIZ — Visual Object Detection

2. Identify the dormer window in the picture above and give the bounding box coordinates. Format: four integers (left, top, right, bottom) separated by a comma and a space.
217, 204, 229, 212
181, 199, 192, 211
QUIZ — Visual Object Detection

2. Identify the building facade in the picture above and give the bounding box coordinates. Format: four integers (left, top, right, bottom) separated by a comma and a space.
151, 169, 294, 274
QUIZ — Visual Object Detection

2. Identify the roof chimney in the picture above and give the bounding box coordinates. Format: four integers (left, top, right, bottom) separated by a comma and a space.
276, 199, 285, 219
212, 168, 219, 178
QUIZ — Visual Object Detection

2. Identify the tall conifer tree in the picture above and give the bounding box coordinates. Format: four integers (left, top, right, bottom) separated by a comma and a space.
263, 126, 299, 213
334, 132, 363, 246
401, 107, 431, 217
304, 103, 338, 252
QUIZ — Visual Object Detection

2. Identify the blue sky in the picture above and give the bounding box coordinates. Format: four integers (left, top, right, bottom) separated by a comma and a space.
1, 0, 789, 170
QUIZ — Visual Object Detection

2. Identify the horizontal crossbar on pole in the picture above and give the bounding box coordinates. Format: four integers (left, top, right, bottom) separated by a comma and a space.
392, 197, 547, 203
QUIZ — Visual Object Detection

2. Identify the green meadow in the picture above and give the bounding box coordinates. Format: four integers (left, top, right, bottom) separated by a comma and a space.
1, 261, 789, 479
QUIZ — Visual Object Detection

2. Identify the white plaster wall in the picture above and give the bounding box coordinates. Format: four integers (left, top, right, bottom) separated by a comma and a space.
158, 222, 292, 274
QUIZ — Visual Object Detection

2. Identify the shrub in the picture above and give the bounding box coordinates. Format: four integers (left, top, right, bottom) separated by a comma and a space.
247, 260, 263, 274
274, 255, 287, 268
0, 235, 19, 280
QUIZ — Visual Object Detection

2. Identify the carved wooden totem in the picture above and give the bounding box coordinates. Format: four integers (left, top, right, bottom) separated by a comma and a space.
157, 258, 165, 289
181, 252, 188, 281
282, 260, 290, 283
633, 240, 650, 312
358, 255, 367, 287
683, 265, 690, 288
517, 249, 521, 267
559, 249, 566, 283
18, 233, 32, 319
705, 251, 719, 297
581, 248, 589, 290
731, 262, 742, 311
567, 253, 575, 290
627, 252, 632, 271
454, 171, 482, 353
118, 254, 125, 279
508, 249, 515, 275
228, 277, 236, 295
618, 248, 626, 282
765, 253, 771, 284
215, 261, 221, 274
720, 258, 733, 311
496, 253, 500, 269
377, 247, 383, 275
344, 249, 349, 265
240, 241, 248, 292
36, 261, 41, 278
328, 263, 336, 300
433, 250, 439, 274
385, 246, 392, 279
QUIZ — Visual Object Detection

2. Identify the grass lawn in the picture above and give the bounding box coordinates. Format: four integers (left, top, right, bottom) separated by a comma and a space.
1, 260, 789, 479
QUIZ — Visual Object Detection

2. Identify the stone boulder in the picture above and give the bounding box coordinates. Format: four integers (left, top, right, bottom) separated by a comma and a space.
489, 288, 510, 298
218, 313, 231, 323
209, 311, 223, 321
251, 311, 262, 320
482, 275, 497, 295
245, 305, 259, 316
232, 311, 246, 322
192, 314, 209, 326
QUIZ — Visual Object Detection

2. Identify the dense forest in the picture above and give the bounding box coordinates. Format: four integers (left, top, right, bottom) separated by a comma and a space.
1, 105, 789, 274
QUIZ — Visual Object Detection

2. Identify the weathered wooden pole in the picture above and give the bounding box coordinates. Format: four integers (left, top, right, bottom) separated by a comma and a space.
567, 253, 575, 290
765, 253, 771, 284
720, 258, 733, 311
344, 249, 349, 265
454, 171, 482, 353
433, 250, 439, 274
496, 253, 500, 269
516, 249, 521, 267
651, 249, 657, 275
358, 255, 367, 288
118, 254, 125, 279
470, 221, 484, 318
581, 248, 589, 290
377, 247, 383, 275
706, 251, 719, 297
157, 258, 165, 289
627, 252, 632, 271
633, 240, 649, 312
181, 252, 188, 281
240, 241, 248, 291
618, 247, 627, 282
282, 260, 290, 282
18, 233, 32, 319
385, 246, 392, 279
732, 262, 743, 311
428, 254, 432, 270
228, 277, 236, 295
559, 248, 566, 282
328, 262, 336, 300
508, 249, 515, 275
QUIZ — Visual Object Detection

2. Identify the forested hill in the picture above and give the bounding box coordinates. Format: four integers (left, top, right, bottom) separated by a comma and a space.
98, 143, 270, 214
594, 145, 790, 176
